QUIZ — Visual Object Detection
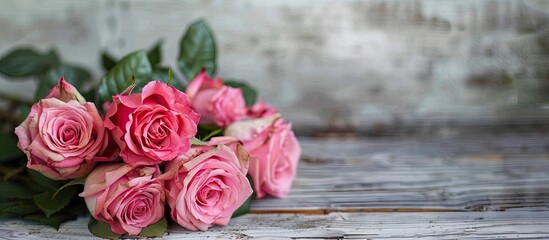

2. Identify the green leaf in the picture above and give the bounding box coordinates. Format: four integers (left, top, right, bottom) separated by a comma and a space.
52, 175, 86, 199
147, 41, 162, 67
88, 217, 121, 240
138, 217, 167, 237
59, 197, 88, 216
97, 51, 152, 105
224, 80, 257, 106
0, 200, 40, 216
33, 185, 78, 217
0, 201, 18, 213
34, 63, 91, 101
28, 169, 63, 191
178, 19, 216, 80
24, 213, 77, 230
196, 124, 221, 141
149, 67, 185, 91
0, 181, 34, 199
201, 128, 223, 141
0, 48, 59, 78
0, 133, 24, 163
232, 175, 255, 218
101, 52, 117, 71
81, 89, 96, 103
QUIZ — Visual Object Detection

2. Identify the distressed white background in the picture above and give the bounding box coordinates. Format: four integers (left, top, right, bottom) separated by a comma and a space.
1, 0, 548, 130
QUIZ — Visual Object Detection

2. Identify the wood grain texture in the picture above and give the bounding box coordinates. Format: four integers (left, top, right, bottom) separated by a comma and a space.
1, 211, 548, 239
252, 133, 549, 212
1, 133, 548, 239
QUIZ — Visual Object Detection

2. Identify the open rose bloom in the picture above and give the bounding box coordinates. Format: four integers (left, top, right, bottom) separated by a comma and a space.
160, 139, 253, 231
80, 163, 165, 235
14, 77, 110, 180
105, 81, 200, 166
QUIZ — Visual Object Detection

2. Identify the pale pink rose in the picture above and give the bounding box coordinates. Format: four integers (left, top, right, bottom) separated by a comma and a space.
80, 163, 165, 236
246, 101, 278, 119
225, 114, 301, 198
186, 71, 246, 127
14, 79, 107, 180
159, 143, 252, 231
104, 81, 200, 166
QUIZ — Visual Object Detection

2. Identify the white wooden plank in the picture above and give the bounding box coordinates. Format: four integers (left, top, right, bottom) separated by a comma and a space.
252, 134, 549, 212
1, 210, 548, 239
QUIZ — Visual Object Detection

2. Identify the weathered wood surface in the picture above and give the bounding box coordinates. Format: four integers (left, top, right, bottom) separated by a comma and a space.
1, 132, 548, 239
252, 133, 549, 212
1, 211, 548, 239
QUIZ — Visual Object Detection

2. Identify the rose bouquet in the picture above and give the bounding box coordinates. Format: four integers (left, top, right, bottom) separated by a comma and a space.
0, 19, 300, 238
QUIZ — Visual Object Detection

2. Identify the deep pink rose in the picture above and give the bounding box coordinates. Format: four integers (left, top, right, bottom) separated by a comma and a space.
246, 101, 278, 119
186, 71, 246, 127
80, 163, 165, 236
160, 141, 252, 231
225, 114, 301, 198
14, 78, 107, 180
104, 81, 200, 166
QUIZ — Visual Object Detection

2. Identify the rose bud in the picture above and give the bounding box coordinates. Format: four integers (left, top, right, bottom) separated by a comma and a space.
15, 77, 108, 180
80, 163, 165, 236
226, 114, 301, 198
104, 81, 200, 166
160, 143, 252, 231
185, 71, 246, 127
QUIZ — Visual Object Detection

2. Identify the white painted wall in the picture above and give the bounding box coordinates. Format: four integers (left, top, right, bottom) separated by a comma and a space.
1, 0, 548, 129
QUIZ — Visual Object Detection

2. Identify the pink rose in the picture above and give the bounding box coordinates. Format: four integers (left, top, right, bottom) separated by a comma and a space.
80, 163, 165, 236
225, 114, 301, 198
160, 142, 252, 231
246, 101, 278, 119
104, 81, 200, 166
14, 78, 107, 180
186, 71, 246, 127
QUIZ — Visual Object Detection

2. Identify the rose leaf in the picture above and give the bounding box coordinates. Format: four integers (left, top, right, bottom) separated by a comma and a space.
0, 133, 24, 164
147, 40, 162, 67
149, 67, 185, 91
35, 63, 91, 101
0, 200, 40, 217
33, 185, 78, 217
0, 181, 35, 199
52, 175, 86, 199
201, 128, 223, 141
88, 217, 121, 240
27, 169, 63, 191
97, 51, 152, 106
101, 51, 117, 71
137, 217, 167, 238
0, 48, 59, 78
178, 19, 216, 80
